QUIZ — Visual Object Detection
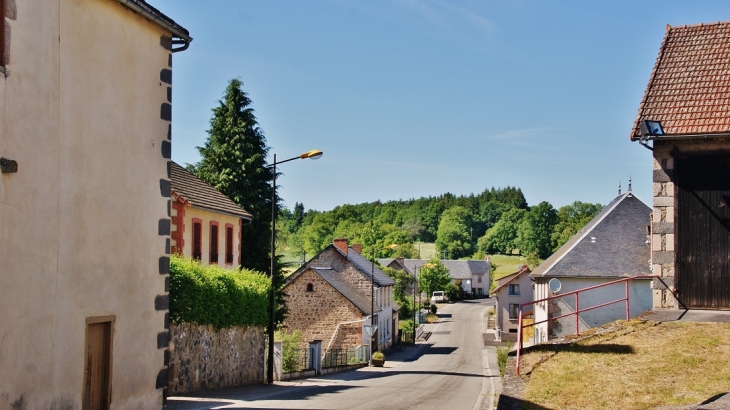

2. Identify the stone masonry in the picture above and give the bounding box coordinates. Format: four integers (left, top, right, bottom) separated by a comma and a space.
168, 323, 265, 394
284, 270, 365, 349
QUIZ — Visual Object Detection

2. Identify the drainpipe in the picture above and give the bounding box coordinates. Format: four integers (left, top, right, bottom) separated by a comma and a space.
118, 0, 192, 52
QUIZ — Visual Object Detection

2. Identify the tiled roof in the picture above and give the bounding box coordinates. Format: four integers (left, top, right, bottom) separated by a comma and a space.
632, 22, 730, 140
531, 192, 651, 278
310, 268, 373, 315
492, 266, 530, 294
170, 162, 253, 219
341, 247, 396, 287
381, 259, 490, 280
120, 0, 191, 41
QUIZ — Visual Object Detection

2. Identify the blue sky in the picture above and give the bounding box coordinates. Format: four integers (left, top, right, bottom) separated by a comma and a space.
153, 0, 728, 212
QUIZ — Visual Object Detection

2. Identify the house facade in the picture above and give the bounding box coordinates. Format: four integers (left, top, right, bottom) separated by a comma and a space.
284, 239, 398, 352
381, 258, 491, 297
531, 191, 654, 342
170, 162, 253, 268
631, 22, 730, 310
0, 1, 189, 409
491, 265, 532, 342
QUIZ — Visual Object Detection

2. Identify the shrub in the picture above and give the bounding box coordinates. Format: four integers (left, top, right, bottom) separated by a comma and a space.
275, 329, 303, 372
425, 313, 439, 323
372, 351, 385, 360
496, 343, 512, 378
169, 255, 270, 329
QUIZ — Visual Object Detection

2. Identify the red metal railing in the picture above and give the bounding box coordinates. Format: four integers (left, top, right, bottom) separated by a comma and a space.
515, 275, 655, 374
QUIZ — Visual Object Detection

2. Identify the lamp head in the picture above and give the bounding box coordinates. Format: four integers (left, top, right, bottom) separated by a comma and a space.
300, 149, 323, 160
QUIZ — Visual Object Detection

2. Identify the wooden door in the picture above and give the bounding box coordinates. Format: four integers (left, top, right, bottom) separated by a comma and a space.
84, 320, 112, 410
676, 154, 730, 309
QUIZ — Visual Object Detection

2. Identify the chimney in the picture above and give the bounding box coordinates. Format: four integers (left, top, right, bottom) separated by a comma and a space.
333, 238, 348, 254
352, 244, 362, 254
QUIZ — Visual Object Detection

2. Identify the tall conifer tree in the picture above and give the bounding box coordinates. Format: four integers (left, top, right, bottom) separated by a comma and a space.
189, 79, 273, 274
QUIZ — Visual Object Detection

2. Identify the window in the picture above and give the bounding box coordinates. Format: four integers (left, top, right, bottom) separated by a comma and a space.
306, 283, 314, 292
225, 224, 234, 264
192, 220, 202, 260
210, 222, 219, 264
508, 328, 518, 334
509, 304, 520, 320
477, 276, 482, 283
508, 284, 520, 295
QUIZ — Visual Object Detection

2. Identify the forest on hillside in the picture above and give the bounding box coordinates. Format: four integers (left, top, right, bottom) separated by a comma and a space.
276, 187, 603, 264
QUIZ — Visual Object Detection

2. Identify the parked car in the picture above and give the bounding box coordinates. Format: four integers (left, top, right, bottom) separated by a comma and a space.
431, 291, 447, 304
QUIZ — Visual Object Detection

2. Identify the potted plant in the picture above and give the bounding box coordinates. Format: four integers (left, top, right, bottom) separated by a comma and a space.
371, 351, 385, 367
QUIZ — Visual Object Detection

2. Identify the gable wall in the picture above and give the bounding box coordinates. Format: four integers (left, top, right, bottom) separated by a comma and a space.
0, 1, 175, 408
283, 270, 364, 349
651, 138, 730, 308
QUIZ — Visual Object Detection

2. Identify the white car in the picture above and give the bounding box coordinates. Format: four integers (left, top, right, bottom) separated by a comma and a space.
430, 291, 447, 304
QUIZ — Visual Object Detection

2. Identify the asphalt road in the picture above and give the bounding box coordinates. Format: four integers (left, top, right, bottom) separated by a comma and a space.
168, 299, 497, 410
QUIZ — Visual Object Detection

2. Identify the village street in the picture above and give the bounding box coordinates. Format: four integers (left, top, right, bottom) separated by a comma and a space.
168, 299, 499, 410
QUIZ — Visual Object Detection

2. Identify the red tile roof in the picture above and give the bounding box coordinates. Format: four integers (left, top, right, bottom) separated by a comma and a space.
170, 162, 253, 220
631, 22, 730, 140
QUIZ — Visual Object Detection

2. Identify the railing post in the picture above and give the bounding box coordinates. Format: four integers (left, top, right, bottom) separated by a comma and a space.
516, 305, 523, 375
625, 280, 630, 321
575, 293, 579, 336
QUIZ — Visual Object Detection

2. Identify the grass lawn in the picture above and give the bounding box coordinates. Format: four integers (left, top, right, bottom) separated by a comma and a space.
517, 320, 730, 409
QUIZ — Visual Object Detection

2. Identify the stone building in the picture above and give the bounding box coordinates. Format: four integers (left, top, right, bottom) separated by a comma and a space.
170, 161, 253, 268
0, 1, 190, 409
631, 22, 730, 310
283, 238, 397, 352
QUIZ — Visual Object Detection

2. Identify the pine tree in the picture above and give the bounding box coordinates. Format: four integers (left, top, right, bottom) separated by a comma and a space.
189, 79, 274, 272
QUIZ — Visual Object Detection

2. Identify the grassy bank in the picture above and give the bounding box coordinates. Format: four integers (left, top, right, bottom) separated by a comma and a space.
516, 320, 730, 409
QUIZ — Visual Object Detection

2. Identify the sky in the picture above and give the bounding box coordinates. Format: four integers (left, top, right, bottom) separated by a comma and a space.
152, 0, 729, 213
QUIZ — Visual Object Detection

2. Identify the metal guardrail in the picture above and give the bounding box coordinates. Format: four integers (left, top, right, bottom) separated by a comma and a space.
515, 275, 656, 374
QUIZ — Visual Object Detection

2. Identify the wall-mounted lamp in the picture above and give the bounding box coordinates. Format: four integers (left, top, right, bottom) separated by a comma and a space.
639, 120, 664, 137
1, 157, 18, 173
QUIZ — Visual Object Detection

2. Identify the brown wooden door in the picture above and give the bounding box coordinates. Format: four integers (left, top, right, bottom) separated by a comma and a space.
84, 321, 112, 410
676, 154, 730, 309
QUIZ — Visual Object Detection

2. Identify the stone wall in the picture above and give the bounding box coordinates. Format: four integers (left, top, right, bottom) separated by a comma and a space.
168, 323, 265, 394
284, 270, 365, 349
651, 138, 730, 308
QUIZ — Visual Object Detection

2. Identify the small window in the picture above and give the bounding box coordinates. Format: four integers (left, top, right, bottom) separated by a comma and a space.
508, 328, 518, 334
508, 284, 520, 295
306, 283, 314, 292
225, 225, 234, 264
210, 222, 219, 264
192, 220, 202, 260
508, 304, 520, 320
477, 276, 482, 283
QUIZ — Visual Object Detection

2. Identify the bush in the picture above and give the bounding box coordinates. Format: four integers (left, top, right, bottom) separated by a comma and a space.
169, 255, 270, 329
372, 351, 385, 360
275, 329, 303, 372
497, 343, 512, 378
399, 319, 415, 333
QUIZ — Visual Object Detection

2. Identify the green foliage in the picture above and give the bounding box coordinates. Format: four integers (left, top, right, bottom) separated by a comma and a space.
445, 283, 460, 302
479, 207, 526, 254
516, 201, 558, 259
497, 343, 513, 378
435, 206, 473, 259
551, 201, 603, 251
419, 258, 452, 298
275, 329, 303, 372
399, 319, 415, 332
169, 255, 270, 329
188, 78, 273, 274
372, 351, 385, 360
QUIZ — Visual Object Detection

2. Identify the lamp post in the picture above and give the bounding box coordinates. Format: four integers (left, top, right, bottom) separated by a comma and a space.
267, 149, 323, 384
412, 265, 417, 344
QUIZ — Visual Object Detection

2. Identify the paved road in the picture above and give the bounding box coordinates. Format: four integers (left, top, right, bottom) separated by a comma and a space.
168, 299, 498, 410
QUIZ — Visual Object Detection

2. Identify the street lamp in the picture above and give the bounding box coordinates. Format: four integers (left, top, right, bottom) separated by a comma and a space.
267, 149, 323, 384
369, 243, 397, 366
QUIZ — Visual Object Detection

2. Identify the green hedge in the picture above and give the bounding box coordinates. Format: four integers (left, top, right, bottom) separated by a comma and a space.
169, 255, 270, 329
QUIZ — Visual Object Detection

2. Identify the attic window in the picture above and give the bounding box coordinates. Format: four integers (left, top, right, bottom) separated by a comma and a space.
306, 283, 314, 292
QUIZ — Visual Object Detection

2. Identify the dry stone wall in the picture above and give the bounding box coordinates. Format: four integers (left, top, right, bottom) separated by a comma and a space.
168, 323, 265, 394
